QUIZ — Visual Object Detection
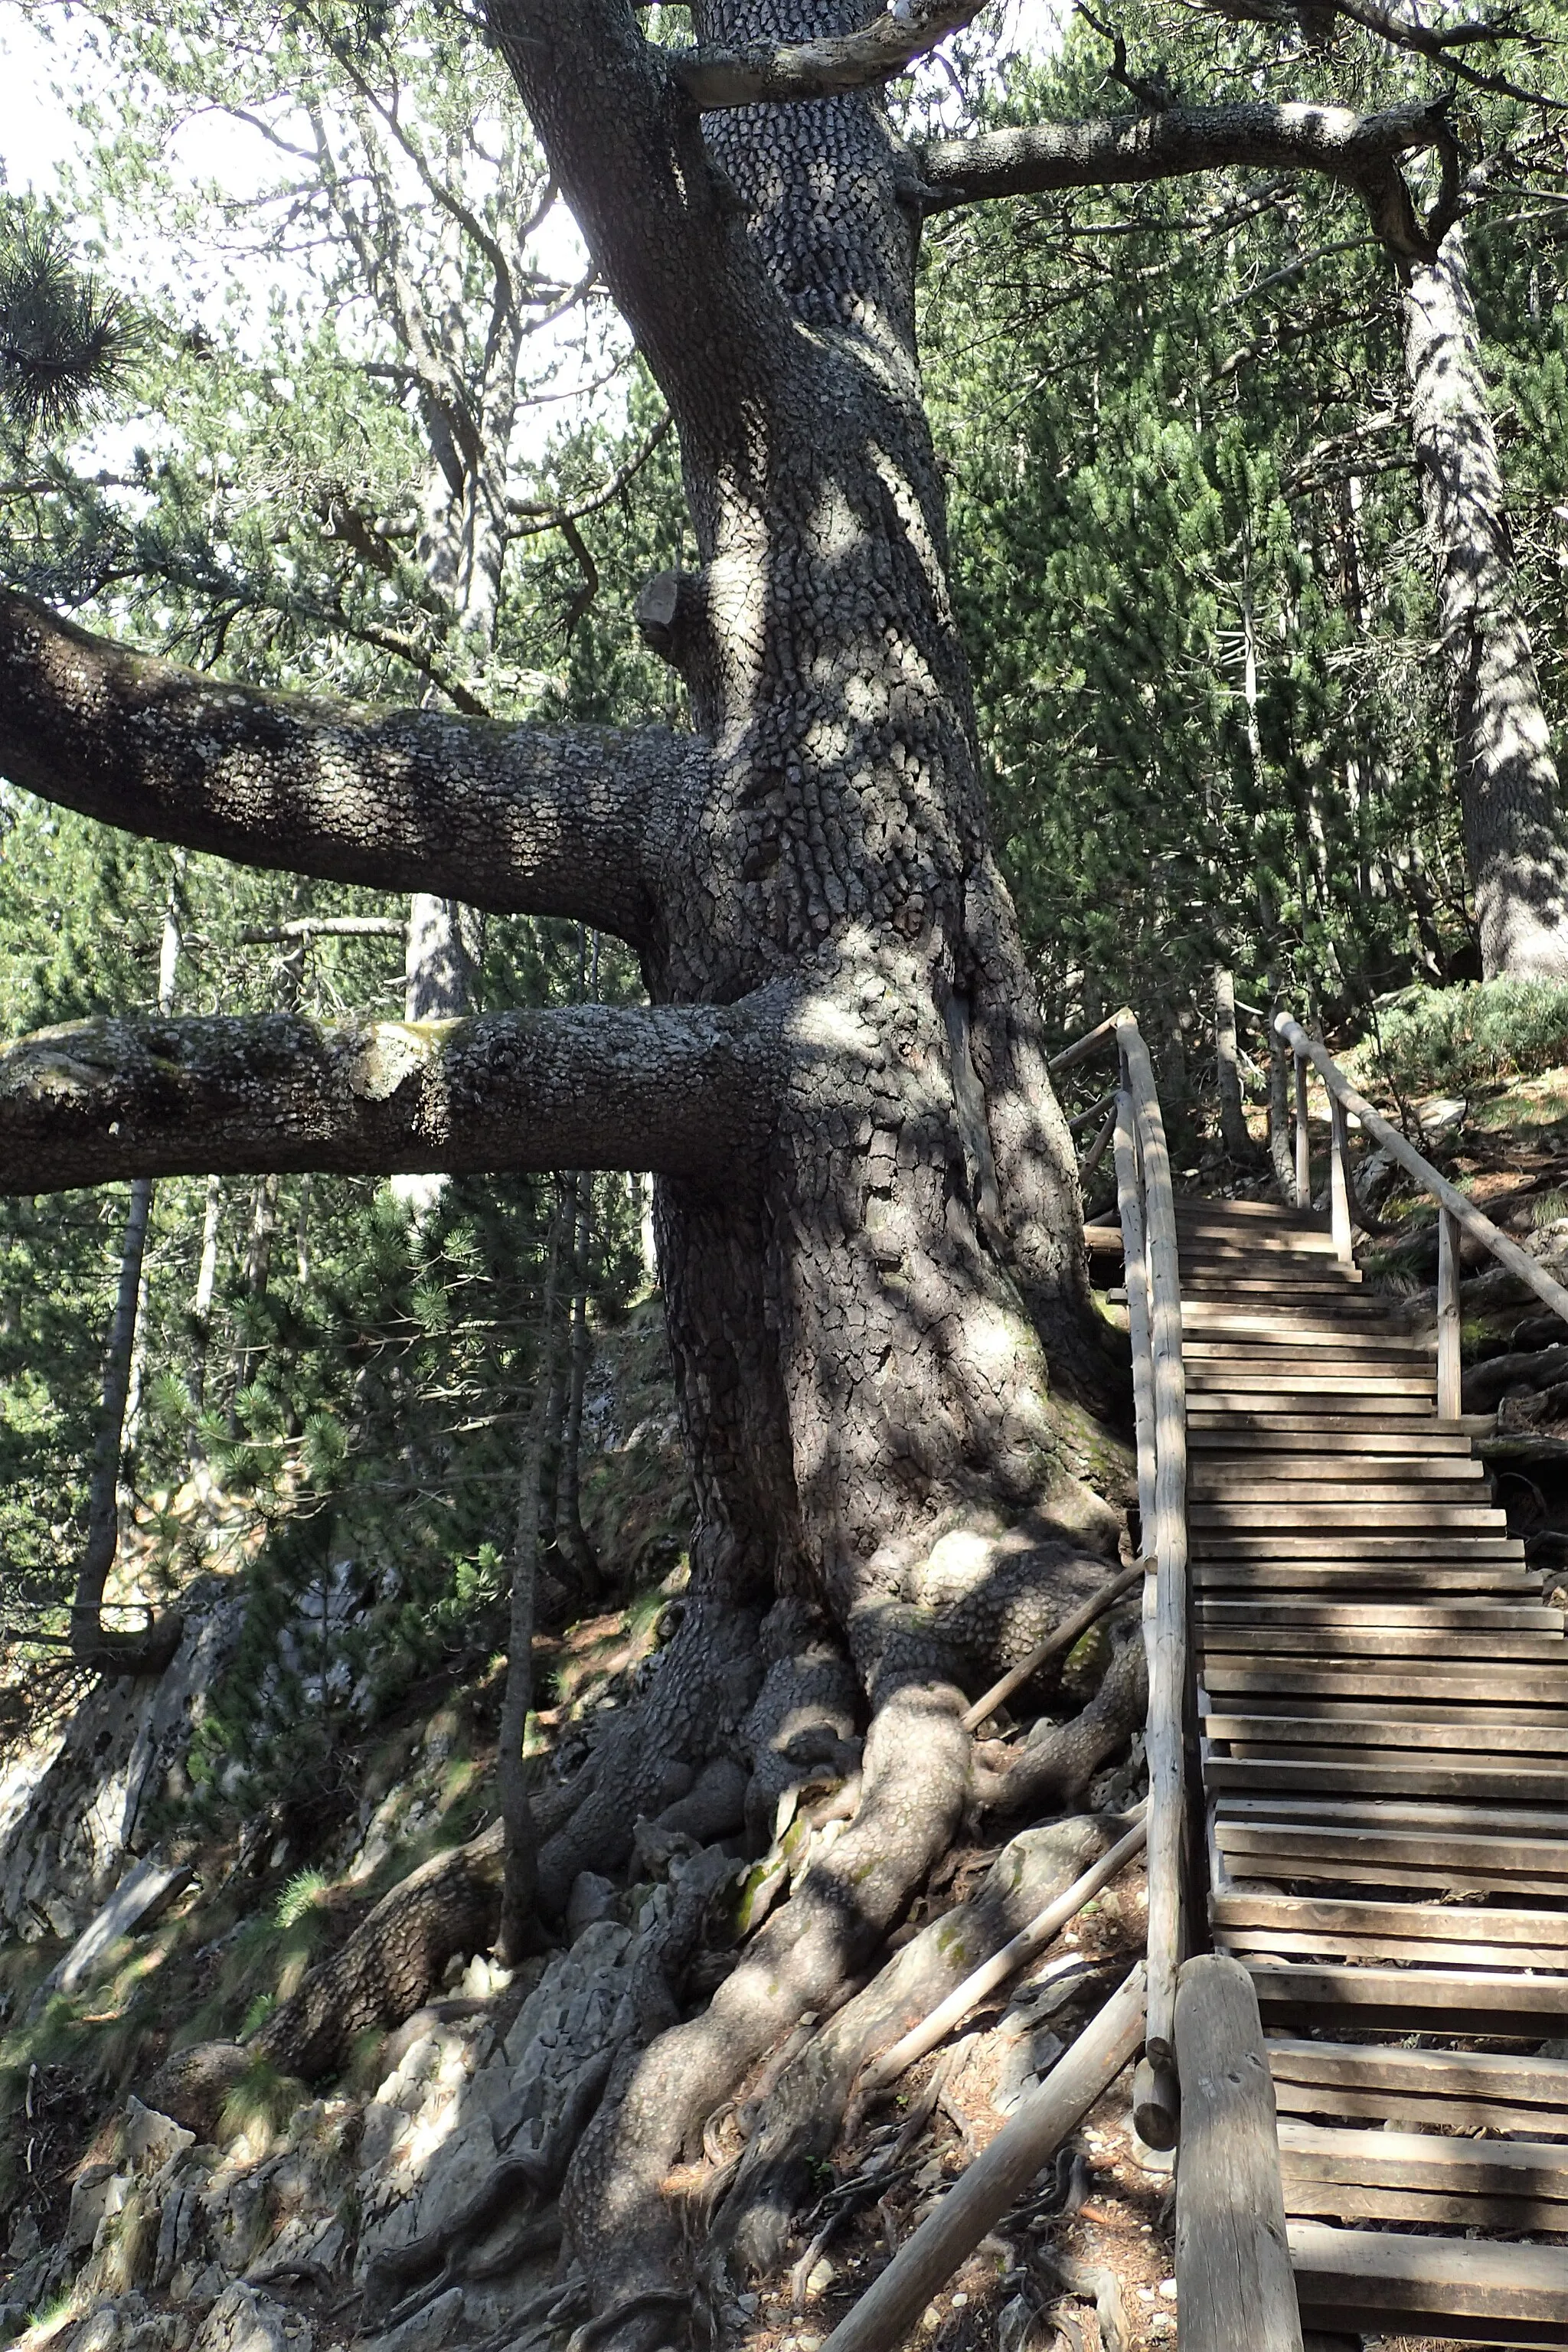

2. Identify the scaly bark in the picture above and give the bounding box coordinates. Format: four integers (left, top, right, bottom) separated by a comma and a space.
1404, 224, 1568, 979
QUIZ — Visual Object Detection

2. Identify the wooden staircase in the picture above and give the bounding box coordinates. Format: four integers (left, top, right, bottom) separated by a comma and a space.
1179, 1195, 1568, 2348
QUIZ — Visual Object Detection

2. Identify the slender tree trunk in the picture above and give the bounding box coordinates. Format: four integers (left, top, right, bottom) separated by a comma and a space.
1267, 974, 1296, 1199
187, 1173, 223, 1452
1404, 223, 1568, 979
73, 858, 185, 1668
497, 1199, 566, 1965
536, 1171, 573, 1560
1213, 966, 1253, 1162
554, 1178, 600, 1599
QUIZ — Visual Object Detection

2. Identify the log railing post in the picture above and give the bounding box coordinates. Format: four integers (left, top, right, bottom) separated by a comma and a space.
1328, 1090, 1353, 1266
1116, 1014, 1187, 2085
1174, 1954, 1304, 2352
1438, 1204, 1462, 1420
1293, 1047, 1312, 1210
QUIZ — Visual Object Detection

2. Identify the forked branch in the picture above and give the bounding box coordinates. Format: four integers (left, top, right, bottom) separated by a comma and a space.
919, 96, 1446, 258
0, 591, 700, 946
673, 0, 989, 108
0, 995, 787, 1194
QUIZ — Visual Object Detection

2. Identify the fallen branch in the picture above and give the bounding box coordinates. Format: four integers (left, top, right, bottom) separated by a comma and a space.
817, 1965, 1148, 2352
962, 1561, 1145, 1731
851, 1815, 1147, 2105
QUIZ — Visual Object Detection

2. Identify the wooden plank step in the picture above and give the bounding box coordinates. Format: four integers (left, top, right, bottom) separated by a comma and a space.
1195, 1565, 1535, 1592
1218, 1832, 1568, 1900
1184, 1345, 1439, 1364
1223, 1923, 1568, 1968
1202, 1664, 1566, 1702
1188, 1419, 1470, 1446
1204, 1707, 1568, 1743
1178, 1230, 1341, 1255
1174, 1200, 1329, 1224
1192, 1534, 1524, 1557
1205, 1694, 1568, 1726
1290, 2223, 1568, 2340
1189, 1383, 1439, 1401
1220, 1792, 1568, 1833
1281, 2120, 1568, 2199
1285, 2178, 1568, 2234
1207, 1756, 1568, 1803
1197, 1625, 1558, 1658
1246, 1962, 1568, 2014
1198, 1601, 1558, 1628
1191, 1462, 1488, 1491
1264, 2035, 1568, 2100
1231, 1853, 1568, 1898
1191, 1503, 1508, 1528
1181, 1303, 1413, 1328
1181, 1275, 1366, 1293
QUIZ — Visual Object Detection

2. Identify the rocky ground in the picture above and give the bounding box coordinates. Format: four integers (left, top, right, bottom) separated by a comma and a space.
9, 1064, 1568, 2352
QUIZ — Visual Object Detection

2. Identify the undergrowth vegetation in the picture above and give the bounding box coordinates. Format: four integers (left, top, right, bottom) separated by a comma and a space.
1352, 981, 1568, 1101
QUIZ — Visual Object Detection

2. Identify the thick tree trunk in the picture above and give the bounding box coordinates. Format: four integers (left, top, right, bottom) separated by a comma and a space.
1405, 224, 1568, 980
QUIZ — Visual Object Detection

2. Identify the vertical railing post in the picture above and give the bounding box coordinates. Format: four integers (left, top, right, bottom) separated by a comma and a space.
1329, 1090, 1354, 1266
1112, 1071, 1157, 1547
1293, 1048, 1312, 1210
1116, 1014, 1187, 2094
1437, 1205, 1462, 1419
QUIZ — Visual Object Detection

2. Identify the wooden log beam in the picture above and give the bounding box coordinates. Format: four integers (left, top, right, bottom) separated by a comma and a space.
1174, 1953, 1303, 2352
817, 1965, 1147, 2352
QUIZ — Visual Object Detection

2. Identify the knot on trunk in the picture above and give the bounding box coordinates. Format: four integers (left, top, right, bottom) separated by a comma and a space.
635, 567, 710, 682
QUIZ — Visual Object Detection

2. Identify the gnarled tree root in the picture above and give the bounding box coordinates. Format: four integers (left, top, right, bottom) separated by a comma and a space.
558, 1682, 973, 2352
361, 2047, 616, 2327
712, 1811, 1113, 2278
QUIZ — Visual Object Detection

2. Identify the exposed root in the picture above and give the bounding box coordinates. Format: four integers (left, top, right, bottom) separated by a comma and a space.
971, 1629, 1147, 1818
559, 1680, 973, 2348
713, 1813, 1110, 2278
360, 2047, 616, 2325
250, 1823, 509, 2079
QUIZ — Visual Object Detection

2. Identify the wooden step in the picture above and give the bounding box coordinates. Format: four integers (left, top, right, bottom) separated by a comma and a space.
1208, 1755, 1568, 1804
1188, 1417, 1472, 1446
1181, 1273, 1366, 1294
1182, 1328, 1432, 1356
1191, 1532, 1524, 1557
1266, 2034, 1568, 2103
1206, 1706, 1568, 1744
1185, 1387, 1436, 1412
1199, 1623, 1558, 1658
1178, 1227, 1341, 1253
1199, 1600, 1557, 1628
1220, 1897, 1568, 1968
1246, 1960, 1568, 2015
1204, 1662, 1567, 1704
1191, 1461, 1487, 1491
1195, 1564, 1535, 1592
1291, 2223, 1568, 2344
1206, 1694, 1568, 1726
1174, 1199, 1330, 1225
1191, 1503, 1508, 1529
1217, 1828, 1568, 1900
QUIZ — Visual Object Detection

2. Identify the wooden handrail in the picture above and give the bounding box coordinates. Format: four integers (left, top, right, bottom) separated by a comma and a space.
1112, 1012, 1188, 2105
1047, 1011, 1121, 1075
1276, 1011, 1568, 1415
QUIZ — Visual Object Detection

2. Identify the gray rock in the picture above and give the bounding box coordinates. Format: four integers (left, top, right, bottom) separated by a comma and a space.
565, 1873, 619, 1939
123, 2097, 196, 2177
190, 2285, 311, 2352
358, 2286, 465, 2352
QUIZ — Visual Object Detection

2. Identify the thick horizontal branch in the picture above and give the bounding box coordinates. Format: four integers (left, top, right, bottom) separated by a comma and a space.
673, 0, 985, 109
0, 592, 702, 947
919, 97, 1446, 258
0, 997, 788, 1194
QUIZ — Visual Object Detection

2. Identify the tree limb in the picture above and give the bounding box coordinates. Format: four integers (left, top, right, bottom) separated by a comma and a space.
671, 0, 988, 109
918, 96, 1447, 259
0, 590, 702, 945
0, 994, 788, 1194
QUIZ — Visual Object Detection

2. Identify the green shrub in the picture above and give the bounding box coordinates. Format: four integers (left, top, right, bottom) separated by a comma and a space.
1352, 982, 1568, 1099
